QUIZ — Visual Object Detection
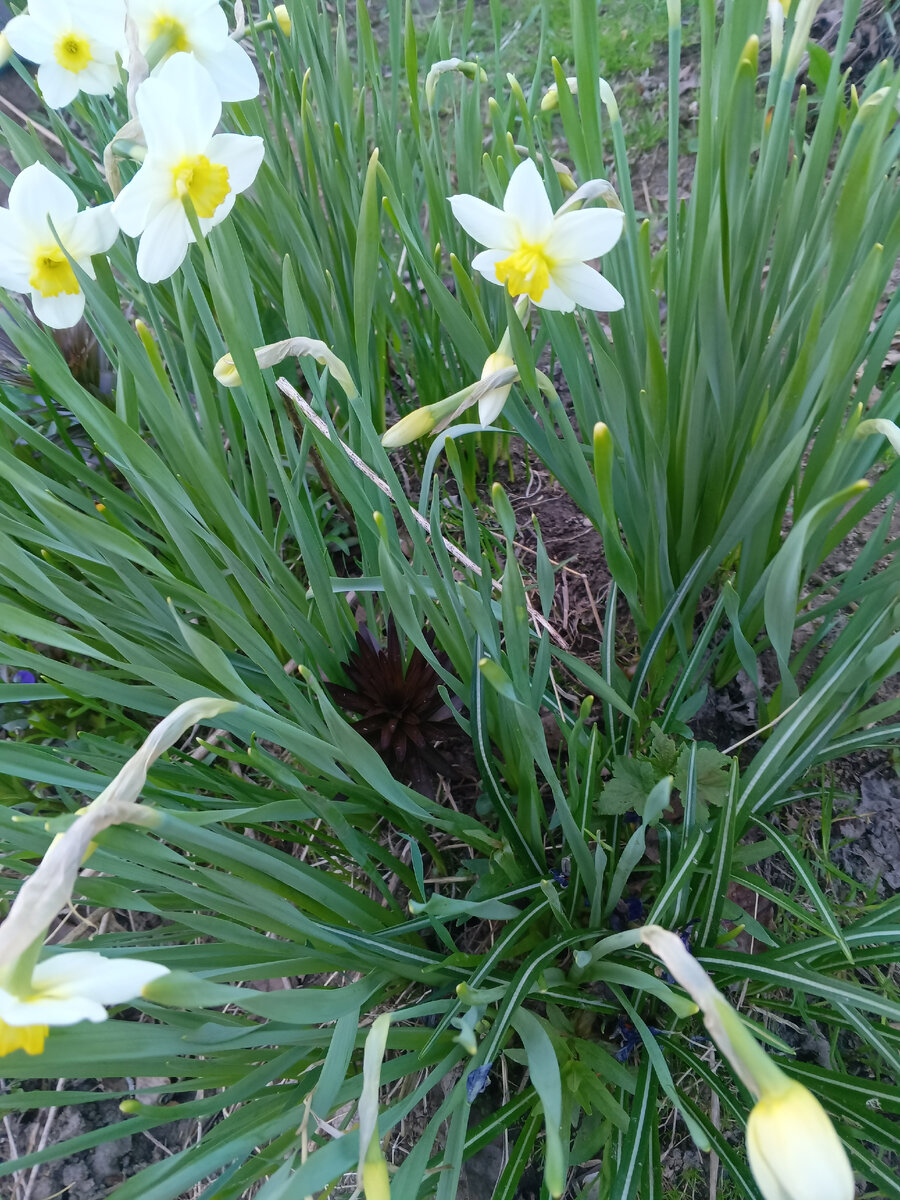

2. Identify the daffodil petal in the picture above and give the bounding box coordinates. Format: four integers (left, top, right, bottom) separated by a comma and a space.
503, 159, 554, 242
545, 207, 625, 262
24, 0, 71, 28
471, 247, 508, 284
0, 211, 32, 289
8, 162, 79, 227
72, 60, 121, 96
30, 288, 84, 329
197, 191, 235, 235
113, 161, 173, 237
68, 203, 119, 258
193, 36, 260, 102
0, 988, 106, 1026
550, 262, 624, 311
137, 52, 222, 156
73, 0, 127, 49
447, 194, 512, 249
478, 384, 512, 425
531, 278, 576, 312
3, 14, 54, 62
136, 203, 192, 283
32, 951, 169, 1004
205, 133, 265, 196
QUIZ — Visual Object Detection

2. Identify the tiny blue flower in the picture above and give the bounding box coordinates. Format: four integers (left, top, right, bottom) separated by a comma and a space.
466, 1063, 493, 1102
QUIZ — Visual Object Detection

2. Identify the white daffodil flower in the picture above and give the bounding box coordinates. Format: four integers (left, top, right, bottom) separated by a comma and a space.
4, 0, 126, 109
126, 0, 259, 101
0, 162, 118, 329
0, 951, 169, 1057
114, 52, 264, 283
449, 158, 625, 313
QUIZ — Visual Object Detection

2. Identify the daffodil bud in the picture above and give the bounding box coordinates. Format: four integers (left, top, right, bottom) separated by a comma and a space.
214, 352, 242, 387
598, 76, 619, 122
214, 338, 357, 397
541, 75, 618, 122
784, 0, 823, 76
854, 417, 900, 454
381, 405, 439, 447
424, 58, 487, 106
540, 81, 565, 112
768, 2, 785, 68
273, 5, 291, 35
855, 86, 891, 121
747, 1081, 854, 1200
741, 34, 759, 73
0, 32, 13, 69
640, 926, 854, 1200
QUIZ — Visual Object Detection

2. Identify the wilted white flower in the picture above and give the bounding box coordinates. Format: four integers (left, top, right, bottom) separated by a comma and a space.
4, 0, 126, 108
114, 52, 264, 283
0, 951, 169, 1057
126, 0, 259, 101
449, 158, 624, 313
0, 162, 118, 328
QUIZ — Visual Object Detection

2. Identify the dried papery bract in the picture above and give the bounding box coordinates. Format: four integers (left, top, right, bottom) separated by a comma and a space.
214, 337, 358, 398
0, 696, 236, 969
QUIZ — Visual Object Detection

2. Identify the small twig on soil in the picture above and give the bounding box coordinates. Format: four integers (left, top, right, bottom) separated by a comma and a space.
21, 1078, 67, 1200
723, 695, 802, 755
276, 378, 568, 649
2, 1110, 20, 1200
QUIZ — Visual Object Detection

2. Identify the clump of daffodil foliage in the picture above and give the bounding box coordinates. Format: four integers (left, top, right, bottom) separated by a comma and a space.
0, 1, 897, 1197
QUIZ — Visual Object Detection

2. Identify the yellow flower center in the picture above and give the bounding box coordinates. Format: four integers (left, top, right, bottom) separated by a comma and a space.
171, 155, 230, 219
53, 30, 92, 73
149, 15, 191, 54
495, 242, 553, 302
29, 247, 80, 299
0, 1019, 48, 1057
